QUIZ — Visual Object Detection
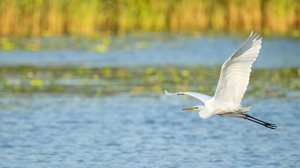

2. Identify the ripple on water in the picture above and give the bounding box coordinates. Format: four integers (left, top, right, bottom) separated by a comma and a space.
0, 95, 299, 167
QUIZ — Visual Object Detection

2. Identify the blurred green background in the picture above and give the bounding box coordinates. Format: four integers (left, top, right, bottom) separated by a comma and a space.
0, 0, 299, 37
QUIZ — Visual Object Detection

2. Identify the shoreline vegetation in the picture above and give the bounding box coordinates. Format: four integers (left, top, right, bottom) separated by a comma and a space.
1, 65, 299, 97
0, 0, 300, 37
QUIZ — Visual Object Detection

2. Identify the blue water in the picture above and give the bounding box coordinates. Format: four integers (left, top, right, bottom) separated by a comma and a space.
0, 34, 300, 167
0, 94, 299, 168
0, 34, 300, 68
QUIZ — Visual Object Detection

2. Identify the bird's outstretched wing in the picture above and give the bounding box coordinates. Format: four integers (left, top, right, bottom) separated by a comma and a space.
213, 32, 262, 105
164, 90, 211, 103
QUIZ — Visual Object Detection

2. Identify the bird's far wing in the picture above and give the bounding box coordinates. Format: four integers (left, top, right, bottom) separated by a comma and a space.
164, 90, 211, 103
213, 32, 262, 105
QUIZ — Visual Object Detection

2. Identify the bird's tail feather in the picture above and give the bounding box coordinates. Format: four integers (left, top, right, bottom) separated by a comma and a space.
164, 90, 175, 96
242, 106, 252, 112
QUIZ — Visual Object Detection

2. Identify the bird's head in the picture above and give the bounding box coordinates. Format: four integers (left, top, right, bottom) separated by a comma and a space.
182, 105, 204, 111
182, 105, 212, 119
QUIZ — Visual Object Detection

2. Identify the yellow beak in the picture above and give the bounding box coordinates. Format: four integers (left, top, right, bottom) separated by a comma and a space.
182, 106, 198, 110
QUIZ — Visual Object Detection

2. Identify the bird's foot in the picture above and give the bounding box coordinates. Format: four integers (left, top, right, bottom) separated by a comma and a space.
263, 122, 277, 129
240, 113, 277, 129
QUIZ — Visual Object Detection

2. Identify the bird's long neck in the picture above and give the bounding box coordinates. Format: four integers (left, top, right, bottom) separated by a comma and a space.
198, 108, 215, 119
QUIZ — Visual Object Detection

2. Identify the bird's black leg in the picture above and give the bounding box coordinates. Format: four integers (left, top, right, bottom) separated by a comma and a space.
243, 116, 277, 129
243, 114, 273, 124
240, 113, 277, 129
242, 117, 271, 128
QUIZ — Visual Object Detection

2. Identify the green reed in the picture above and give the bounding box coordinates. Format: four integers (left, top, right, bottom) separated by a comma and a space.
0, 0, 299, 37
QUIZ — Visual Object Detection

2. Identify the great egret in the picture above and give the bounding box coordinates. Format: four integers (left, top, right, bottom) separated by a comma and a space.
165, 32, 277, 129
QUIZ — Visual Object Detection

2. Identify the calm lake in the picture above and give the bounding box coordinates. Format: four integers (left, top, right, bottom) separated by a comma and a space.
0, 34, 299, 167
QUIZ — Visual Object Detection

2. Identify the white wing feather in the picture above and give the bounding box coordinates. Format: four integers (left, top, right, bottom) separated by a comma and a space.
213, 32, 262, 105
164, 90, 211, 103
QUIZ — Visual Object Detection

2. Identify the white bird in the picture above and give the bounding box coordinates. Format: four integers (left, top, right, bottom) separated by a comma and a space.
165, 32, 277, 129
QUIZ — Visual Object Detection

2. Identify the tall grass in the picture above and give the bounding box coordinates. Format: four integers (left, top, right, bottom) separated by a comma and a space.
0, 0, 299, 36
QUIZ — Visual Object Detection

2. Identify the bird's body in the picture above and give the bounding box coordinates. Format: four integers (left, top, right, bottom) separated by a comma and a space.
164, 90, 250, 119
165, 32, 277, 129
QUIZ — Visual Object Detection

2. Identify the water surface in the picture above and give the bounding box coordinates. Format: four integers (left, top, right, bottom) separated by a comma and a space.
0, 94, 299, 167
0, 34, 299, 167
1, 34, 299, 68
